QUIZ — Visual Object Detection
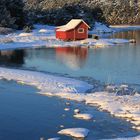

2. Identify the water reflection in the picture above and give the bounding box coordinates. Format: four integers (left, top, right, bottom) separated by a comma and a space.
0, 30, 140, 86
0, 50, 24, 66
55, 47, 88, 70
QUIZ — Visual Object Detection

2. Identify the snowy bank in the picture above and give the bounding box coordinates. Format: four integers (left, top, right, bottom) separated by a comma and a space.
0, 67, 140, 132
0, 67, 92, 93
0, 24, 132, 51
58, 128, 89, 138
90, 22, 113, 34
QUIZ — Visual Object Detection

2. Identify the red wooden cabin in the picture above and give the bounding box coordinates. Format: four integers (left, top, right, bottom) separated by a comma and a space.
56, 19, 90, 41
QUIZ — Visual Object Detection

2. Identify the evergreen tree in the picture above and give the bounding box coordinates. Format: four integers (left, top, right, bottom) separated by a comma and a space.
0, 0, 26, 29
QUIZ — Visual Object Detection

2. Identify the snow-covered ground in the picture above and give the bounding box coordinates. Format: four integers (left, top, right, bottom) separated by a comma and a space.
0, 67, 92, 93
0, 23, 135, 51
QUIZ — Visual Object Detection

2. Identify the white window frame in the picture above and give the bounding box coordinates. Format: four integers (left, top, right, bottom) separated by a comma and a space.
78, 28, 84, 33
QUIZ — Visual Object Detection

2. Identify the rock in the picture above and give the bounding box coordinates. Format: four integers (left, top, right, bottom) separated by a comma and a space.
129, 39, 136, 43
74, 109, 80, 114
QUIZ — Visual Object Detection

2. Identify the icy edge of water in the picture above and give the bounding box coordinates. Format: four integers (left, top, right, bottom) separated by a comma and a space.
0, 67, 92, 94
0, 67, 140, 139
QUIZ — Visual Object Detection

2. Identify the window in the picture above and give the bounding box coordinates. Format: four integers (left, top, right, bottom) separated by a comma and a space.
78, 28, 84, 33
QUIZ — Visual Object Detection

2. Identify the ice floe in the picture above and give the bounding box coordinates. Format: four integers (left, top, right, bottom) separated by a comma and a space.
64, 108, 70, 111
74, 113, 93, 120
58, 128, 89, 138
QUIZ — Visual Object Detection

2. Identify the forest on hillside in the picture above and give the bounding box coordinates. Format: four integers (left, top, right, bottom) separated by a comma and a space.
0, 0, 140, 29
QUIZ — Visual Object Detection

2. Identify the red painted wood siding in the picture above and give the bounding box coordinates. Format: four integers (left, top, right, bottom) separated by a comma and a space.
56, 22, 89, 41
74, 22, 88, 40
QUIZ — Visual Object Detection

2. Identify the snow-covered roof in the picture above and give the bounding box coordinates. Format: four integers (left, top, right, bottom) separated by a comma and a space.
56, 19, 90, 32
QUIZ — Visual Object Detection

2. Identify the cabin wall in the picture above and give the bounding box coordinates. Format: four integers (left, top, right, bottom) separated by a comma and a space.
56, 31, 67, 40
65, 30, 75, 40
56, 22, 89, 40
75, 22, 88, 40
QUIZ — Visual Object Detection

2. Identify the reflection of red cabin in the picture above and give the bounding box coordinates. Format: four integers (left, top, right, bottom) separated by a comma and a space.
56, 19, 90, 41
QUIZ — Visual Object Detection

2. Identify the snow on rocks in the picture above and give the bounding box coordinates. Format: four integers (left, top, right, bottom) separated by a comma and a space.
58, 128, 89, 138
0, 67, 92, 94
90, 22, 113, 33
74, 113, 93, 120
49, 91, 140, 131
64, 108, 70, 111
74, 109, 80, 114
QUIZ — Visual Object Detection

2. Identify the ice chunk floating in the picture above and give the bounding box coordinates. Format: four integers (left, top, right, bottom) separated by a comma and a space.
73, 113, 93, 120
58, 128, 89, 138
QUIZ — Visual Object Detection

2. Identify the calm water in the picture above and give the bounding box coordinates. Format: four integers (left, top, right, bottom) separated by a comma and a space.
1, 30, 140, 86
0, 80, 139, 140
0, 30, 140, 139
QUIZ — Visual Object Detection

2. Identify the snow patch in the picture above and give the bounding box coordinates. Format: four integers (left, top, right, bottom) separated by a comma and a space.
0, 67, 92, 94
74, 113, 93, 120
91, 22, 113, 33
18, 33, 33, 37
58, 128, 89, 138
39, 29, 48, 33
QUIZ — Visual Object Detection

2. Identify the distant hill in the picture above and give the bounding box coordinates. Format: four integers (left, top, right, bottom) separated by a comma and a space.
24, 0, 140, 26
0, 0, 140, 29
